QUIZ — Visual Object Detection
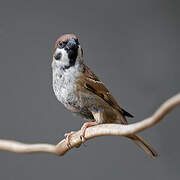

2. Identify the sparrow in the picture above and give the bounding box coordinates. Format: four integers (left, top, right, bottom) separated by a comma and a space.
51, 33, 158, 158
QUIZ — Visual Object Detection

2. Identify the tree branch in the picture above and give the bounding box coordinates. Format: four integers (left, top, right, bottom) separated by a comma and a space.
0, 93, 179, 156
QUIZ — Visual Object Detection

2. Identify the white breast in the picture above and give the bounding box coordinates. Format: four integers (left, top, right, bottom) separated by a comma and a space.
52, 61, 81, 106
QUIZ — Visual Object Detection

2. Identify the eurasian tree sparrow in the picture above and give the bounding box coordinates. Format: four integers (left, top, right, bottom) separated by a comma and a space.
51, 34, 158, 158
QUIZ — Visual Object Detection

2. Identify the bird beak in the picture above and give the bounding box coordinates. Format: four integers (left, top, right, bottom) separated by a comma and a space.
66, 39, 78, 50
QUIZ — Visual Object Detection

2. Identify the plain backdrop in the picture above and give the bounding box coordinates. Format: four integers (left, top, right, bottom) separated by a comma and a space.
0, 0, 179, 179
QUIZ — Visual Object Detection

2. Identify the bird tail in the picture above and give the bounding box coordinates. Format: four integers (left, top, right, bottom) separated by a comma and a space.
128, 134, 158, 158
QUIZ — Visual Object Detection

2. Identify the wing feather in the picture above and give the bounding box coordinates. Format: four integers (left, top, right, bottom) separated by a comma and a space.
79, 65, 134, 118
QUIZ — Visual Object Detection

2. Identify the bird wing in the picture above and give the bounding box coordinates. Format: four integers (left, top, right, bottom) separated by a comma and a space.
78, 65, 134, 121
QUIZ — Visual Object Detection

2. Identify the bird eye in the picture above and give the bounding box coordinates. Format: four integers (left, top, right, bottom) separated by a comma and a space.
58, 41, 67, 48
58, 41, 63, 47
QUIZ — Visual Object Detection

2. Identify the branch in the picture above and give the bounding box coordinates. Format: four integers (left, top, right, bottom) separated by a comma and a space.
0, 93, 179, 156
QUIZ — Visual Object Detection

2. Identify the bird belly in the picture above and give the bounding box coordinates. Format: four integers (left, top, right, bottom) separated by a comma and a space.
78, 92, 125, 123
53, 73, 121, 123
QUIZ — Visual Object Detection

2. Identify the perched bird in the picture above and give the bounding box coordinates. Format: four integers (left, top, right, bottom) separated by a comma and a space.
51, 34, 158, 158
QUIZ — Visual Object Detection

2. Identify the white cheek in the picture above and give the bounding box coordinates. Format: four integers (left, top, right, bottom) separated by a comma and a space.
54, 48, 69, 67
59, 49, 69, 62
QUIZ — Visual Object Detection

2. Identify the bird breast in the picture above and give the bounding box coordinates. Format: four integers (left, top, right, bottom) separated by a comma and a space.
52, 64, 82, 109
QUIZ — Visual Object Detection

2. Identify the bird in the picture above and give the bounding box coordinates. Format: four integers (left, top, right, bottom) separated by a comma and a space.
51, 33, 158, 158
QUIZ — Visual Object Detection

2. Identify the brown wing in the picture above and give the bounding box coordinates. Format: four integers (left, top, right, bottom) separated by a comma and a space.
82, 65, 100, 81
80, 65, 134, 118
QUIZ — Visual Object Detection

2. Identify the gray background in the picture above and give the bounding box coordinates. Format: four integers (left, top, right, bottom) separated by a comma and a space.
0, 0, 179, 179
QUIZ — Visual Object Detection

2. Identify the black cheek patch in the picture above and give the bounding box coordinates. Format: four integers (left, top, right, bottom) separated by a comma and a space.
62, 48, 78, 70
68, 49, 78, 66
68, 49, 78, 60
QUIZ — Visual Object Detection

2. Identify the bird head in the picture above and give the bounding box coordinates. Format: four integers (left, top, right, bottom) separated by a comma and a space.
52, 34, 83, 70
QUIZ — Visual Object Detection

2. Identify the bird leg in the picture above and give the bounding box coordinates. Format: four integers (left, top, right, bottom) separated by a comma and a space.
80, 122, 99, 142
64, 131, 75, 148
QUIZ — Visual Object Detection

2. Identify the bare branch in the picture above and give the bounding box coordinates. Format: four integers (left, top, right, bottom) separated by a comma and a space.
0, 93, 179, 156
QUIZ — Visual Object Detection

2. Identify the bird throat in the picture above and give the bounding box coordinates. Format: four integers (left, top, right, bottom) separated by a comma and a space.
62, 58, 76, 70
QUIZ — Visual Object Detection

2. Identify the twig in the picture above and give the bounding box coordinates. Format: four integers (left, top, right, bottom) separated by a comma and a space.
0, 93, 179, 156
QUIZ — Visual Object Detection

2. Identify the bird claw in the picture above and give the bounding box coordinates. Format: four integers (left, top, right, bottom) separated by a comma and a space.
80, 135, 86, 142
79, 122, 98, 147
80, 135, 87, 147
64, 131, 75, 148
64, 121, 98, 149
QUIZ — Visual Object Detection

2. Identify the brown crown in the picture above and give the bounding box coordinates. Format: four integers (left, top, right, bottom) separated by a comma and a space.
54, 34, 77, 51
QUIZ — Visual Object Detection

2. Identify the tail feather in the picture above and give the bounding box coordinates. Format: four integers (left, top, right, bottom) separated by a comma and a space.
129, 134, 158, 158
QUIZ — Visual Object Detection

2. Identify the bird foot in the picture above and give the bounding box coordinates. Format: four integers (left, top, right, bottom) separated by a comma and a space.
80, 122, 99, 143
64, 122, 98, 148
64, 131, 75, 148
